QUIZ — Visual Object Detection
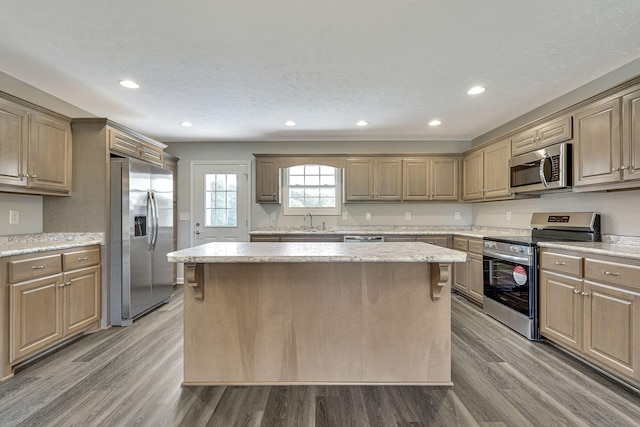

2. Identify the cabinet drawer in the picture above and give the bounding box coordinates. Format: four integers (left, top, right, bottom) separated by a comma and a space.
63, 248, 100, 271
9, 254, 62, 283
468, 239, 483, 255
417, 236, 450, 248
453, 237, 469, 252
584, 259, 640, 291
540, 252, 582, 277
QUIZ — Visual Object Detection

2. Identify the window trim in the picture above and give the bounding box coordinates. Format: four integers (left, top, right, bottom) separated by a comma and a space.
281, 166, 342, 216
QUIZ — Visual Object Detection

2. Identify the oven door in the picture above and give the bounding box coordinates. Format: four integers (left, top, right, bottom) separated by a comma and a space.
483, 249, 536, 317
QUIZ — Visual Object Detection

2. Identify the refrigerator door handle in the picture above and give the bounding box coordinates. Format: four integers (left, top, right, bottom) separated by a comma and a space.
151, 191, 160, 250
146, 191, 154, 251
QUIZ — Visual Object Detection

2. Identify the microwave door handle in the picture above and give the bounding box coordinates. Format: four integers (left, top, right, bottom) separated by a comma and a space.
539, 154, 550, 188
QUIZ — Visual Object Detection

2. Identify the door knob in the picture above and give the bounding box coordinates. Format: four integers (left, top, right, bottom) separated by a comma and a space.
195, 231, 201, 235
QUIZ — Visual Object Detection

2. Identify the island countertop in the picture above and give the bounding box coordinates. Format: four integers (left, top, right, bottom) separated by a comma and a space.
168, 241, 468, 264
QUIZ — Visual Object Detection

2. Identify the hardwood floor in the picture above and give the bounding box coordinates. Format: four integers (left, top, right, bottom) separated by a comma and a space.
0, 287, 638, 426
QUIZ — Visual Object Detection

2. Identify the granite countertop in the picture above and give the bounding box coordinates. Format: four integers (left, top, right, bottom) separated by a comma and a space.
0, 233, 105, 257
250, 226, 530, 239
168, 241, 468, 264
537, 241, 640, 261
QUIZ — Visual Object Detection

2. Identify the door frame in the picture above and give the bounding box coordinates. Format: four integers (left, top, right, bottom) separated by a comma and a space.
189, 160, 252, 247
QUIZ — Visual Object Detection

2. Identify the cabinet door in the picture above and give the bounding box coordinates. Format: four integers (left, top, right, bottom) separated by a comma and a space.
574, 98, 622, 186
0, 98, 29, 188
139, 141, 163, 166
582, 280, 640, 380
416, 236, 451, 248
402, 158, 430, 200
462, 150, 484, 200
28, 112, 72, 192
345, 159, 374, 200
537, 116, 572, 148
539, 270, 582, 352
431, 158, 459, 200
109, 128, 140, 157
622, 89, 640, 181
64, 266, 101, 336
467, 253, 484, 304
255, 158, 280, 203
511, 129, 536, 156
10, 274, 64, 362
483, 139, 511, 199
373, 158, 402, 200
453, 251, 468, 294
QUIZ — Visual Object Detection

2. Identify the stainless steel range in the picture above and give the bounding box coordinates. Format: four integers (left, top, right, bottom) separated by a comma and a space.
483, 212, 601, 340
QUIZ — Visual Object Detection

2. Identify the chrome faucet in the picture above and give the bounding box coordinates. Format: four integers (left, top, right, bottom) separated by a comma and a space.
304, 213, 313, 229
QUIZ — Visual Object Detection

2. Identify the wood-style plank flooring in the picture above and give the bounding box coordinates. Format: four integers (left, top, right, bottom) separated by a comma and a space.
1, 286, 638, 426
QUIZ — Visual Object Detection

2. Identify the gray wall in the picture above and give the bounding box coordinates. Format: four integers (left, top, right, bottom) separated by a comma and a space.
0, 193, 43, 235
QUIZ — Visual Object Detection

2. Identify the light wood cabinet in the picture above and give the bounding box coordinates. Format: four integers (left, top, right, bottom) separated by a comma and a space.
3, 246, 101, 374
452, 237, 483, 305
622, 88, 640, 182
345, 158, 402, 201
540, 248, 640, 385
255, 157, 280, 203
511, 116, 572, 156
109, 127, 163, 166
402, 157, 459, 201
0, 94, 72, 195
463, 139, 511, 201
573, 98, 622, 187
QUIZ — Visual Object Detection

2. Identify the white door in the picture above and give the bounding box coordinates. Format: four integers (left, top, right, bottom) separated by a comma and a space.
192, 162, 250, 245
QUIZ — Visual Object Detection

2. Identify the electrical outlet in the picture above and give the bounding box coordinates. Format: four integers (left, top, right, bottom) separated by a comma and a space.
454, 211, 460, 220
365, 212, 371, 220
405, 212, 411, 220
506, 211, 512, 221
9, 210, 19, 225
179, 212, 190, 221
270, 212, 277, 221
342, 212, 348, 220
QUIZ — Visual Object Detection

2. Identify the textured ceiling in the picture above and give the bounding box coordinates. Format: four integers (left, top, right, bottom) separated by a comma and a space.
1, 0, 640, 143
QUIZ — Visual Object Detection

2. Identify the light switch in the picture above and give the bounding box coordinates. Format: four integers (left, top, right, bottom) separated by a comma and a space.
506, 211, 512, 221
270, 212, 277, 220
454, 211, 460, 220
405, 212, 411, 220
342, 212, 348, 220
9, 210, 19, 224
365, 212, 371, 220
179, 212, 190, 221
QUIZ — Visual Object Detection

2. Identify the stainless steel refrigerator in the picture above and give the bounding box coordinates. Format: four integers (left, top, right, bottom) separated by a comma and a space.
110, 157, 174, 326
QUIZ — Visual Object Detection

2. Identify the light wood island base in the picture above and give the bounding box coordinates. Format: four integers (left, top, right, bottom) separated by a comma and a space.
182, 261, 452, 385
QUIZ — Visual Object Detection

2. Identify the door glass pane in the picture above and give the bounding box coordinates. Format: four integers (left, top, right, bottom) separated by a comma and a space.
204, 173, 238, 227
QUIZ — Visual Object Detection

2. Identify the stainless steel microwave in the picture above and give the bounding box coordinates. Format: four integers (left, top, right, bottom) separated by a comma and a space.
509, 142, 572, 193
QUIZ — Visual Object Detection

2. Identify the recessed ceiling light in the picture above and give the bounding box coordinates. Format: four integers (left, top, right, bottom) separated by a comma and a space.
284, 120, 296, 127
356, 120, 369, 127
180, 121, 193, 127
119, 80, 140, 89
428, 120, 442, 126
467, 86, 486, 95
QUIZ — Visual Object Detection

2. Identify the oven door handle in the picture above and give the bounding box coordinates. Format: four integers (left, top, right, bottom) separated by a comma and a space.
483, 250, 532, 266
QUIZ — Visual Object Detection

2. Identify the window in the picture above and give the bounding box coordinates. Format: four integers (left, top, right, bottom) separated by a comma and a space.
282, 164, 342, 215
204, 173, 237, 227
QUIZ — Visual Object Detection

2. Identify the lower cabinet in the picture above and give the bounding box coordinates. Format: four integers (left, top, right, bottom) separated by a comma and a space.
452, 237, 483, 305
3, 246, 101, 376
540, 248, 640, 385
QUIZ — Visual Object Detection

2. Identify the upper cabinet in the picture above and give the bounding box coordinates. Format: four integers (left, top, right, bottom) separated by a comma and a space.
0, 94, 72, 196
403, 157, 459, 201
622, 88, 640, 182
109, 127, 163, 166
463, 139, 511, 201
511, 116, 572, 156
345, 157, 402, 201
255, 157, 281, 203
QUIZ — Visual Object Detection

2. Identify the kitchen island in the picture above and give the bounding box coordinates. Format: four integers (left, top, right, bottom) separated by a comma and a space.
168, 241, 466, 385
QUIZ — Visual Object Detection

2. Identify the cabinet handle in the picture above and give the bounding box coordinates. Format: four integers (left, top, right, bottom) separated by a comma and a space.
580, 292, 589, 297
573, 289, 580, 294
77, 257, 90, 261
621, 166, 628, 170
32, 174, 37, 179
24, 173, 31, 179
602, 270, 621, 277
31, 264, 47, 270
58, 283, 66, 288
554, 261, 566, 265
66, 281, 72, 286
611, 167, 620, 172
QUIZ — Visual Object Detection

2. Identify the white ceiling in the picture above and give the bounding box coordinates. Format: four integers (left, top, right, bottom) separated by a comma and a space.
1, 1, 640, 143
